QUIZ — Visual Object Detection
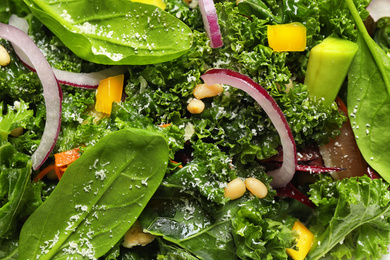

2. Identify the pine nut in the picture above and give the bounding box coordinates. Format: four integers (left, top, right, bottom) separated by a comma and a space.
245, 177, 268, 198
122, 220, 155, 248
187, 98, 205, 114
193, 83, 223, 100
0, 45, 10, 66
224, 178, 246, 200
10, 127, 24, 137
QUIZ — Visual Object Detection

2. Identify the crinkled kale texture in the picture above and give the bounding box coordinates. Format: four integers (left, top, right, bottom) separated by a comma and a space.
374, 17, 390, 55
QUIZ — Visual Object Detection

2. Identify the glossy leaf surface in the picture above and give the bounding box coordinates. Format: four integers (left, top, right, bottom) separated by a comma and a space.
346, 0, 390, 183
19, 128, 169, 259
23, 0, 193, 65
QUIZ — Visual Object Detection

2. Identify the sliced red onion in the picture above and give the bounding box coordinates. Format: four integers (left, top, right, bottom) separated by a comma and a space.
276, 183, 315, 209
9, 14, 127, 89
0, 23, 62, 170
365, 166, 381, 179
201, 69, 297, 188
198, 0, 223, 48
53, 66, 128, 89
366, 0, 390, 22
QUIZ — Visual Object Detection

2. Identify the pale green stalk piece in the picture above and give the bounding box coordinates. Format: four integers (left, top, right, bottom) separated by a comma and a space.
305, 36, 358, 107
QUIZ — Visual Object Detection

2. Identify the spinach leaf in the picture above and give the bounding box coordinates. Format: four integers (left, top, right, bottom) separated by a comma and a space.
23, 0, 193, 65
19, 128, 169, 259
346, 0, 390, 182
231, 198, 297, 260
139, 189, 237, 260
0, 235, 18, 259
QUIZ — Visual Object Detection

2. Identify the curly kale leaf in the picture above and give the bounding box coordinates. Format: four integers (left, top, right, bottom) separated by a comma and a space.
0, 101, 33, 141
163, 140, 233, 204
307, 176, 390, 260
317, 0, 371, 41
374, 17, 390, 55
0, 140, 42, 240
231, 197, 297, 260
0, 40, 43, 107
236, 0, 320, 46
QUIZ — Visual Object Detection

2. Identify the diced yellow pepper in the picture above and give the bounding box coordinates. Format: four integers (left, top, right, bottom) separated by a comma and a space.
130, 0, 166, 9
267, 22, 307, 52
286, 220, 315, 260
95, 74, 124, 115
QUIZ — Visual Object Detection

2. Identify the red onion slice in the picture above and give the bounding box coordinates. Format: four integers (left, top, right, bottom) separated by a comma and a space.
0, 23, 62, 170
198, 0, 223, 48
9, 15, 127, 89
276, 183, 315, 208
201, 69, 297, 188
366, 0, 390, 22
53, 66, 128, 89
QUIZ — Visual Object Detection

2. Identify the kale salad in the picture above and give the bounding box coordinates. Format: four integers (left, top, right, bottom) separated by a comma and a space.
1, 0, 390, 259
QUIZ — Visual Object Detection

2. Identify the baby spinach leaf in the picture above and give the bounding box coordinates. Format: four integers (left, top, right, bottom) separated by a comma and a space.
139, 189, 237, 260
346, 0, 390, 182
23, 0, 193, 65
19, 128, 169, 259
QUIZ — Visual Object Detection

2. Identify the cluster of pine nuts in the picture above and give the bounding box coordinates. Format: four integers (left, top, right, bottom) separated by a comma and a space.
187, 83, 223, 114
224, 177, 268, 200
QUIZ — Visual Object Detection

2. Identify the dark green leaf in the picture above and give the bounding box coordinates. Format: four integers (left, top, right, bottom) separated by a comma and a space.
19, 128, 169, 259
23, 0, 193, 65
346, 0, 390, 183
0, 142, 32, 238
374, 17, 390, 54
308, 176, 390, 260
0, 101, 33, 141
140, 189, 237, 260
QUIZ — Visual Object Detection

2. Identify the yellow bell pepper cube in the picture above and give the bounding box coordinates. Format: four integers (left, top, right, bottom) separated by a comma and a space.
130, 0, 166, 9
286, 220, 315, 260
267, 22, 307, 52
95, 74, 124, 115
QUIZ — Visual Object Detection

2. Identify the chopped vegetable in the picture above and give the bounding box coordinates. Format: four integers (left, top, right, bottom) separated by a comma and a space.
130, 0, 166, 9
95, 74, 124, 115
199, 0, 223, 48
267, 22, 307, 52
305, 36, 358, 107
286, 220, 315, 260
54, 148, 81, 168
34, 148, 81, 181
